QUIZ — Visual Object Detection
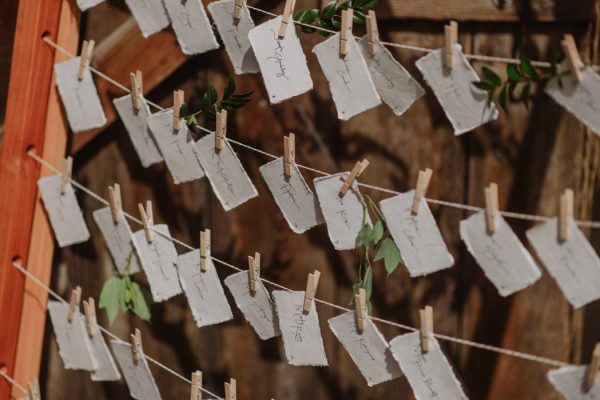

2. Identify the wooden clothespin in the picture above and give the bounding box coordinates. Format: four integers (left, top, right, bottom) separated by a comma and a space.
78, 39, 95, 81
277, 0, 297, 39
190, 370, 202, 400
484, 183, 498, 234
585, 343, 600, 392
303, 270, 321, 314
339, 159, 369, 196
444, 21, 458, 69
200, 229, 211, 272
283, 132, 295, 177
339, 8, 354, 58
561, 34, 583, 83
248, 252, 260, 295
215, 109, 227, 151
83, 297, 96, 337
354, 288, 366, 334
130, 70, 143, 111
131, 328, 142, 362
108, 183, 122, 224
173, 90, 184, 131
411, 168, 433, 215
419, 305, 433, 353
28, 378, 41, 400
60, 156, 73, 195
366, 10, 379, 56
67, 286, 82, 322
225, 378, 236, 400
138, 200, 154, 243
559, 188, 574, 242
233, 0, 244, 21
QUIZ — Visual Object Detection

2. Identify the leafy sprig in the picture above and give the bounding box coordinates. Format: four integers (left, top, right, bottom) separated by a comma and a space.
294, 0, 378, 37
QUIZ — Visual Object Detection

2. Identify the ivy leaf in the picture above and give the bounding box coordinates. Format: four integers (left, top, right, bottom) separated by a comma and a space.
209, 85, 218, 105
481, 67, 501, 86
186, 114, 197, 126
372, 220, 384, 245
130, 282, 152, 321
321, 1, 337, 19
294, 9, 309, 21
99, 276, 124, 325
472, 81, 495, 91
223, 76, 236, 100
498, 84, 509, 113
507, 64, 522, 83
201, 93, 210, 111
520, 56, 539, 80
359, 0, 378, 11
179, 103, 188, 118
331, 17, 341, 29
353, 10, 366, 24
315, 19, 332, 36
356, 224, 373, 247
374, 238, 402, 275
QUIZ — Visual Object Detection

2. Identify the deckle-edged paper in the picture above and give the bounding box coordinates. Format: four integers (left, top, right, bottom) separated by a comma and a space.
314, 173, 371, 250
176, 249, 233, 327
380, 190, 454, 277
313, 32, 381, 120
224, 271, 280, 340
259, 157, 324, 234
272, 290, 328, 366
89, 322, 122, 381
163, 0, 219, 55
113, 95, 163, 168
328, 311, 402, 386
358, 37, 425, 116
460, 211, 541, 296
147, 109, 205, 184
112, 341, 161, 400
526, 218, 600, 308
248, 16, 313, 104
416, 44, 498, 135
390, 331, 468, 400
76, 0, 104, 11
38, 174, 90, 248
208, 0, 259, 74
548, 365, 600, 399
132, 224, 182, 302
194, 133, 258, 211
54, 57, 106, 133
124, 0, 170, 38
47, 301, 96, 371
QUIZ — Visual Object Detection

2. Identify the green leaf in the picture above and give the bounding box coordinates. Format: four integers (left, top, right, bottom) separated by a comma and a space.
481, 67, 501, 86
186, 115, 197, 126
316, 19, 333, 36
356, 224, 373, 247
472, 81, 495, 91
507, 64, 522, 82
331, 17, 341, 29
353, 10, 366, 24
361, 265, 373, 299
294, 9, 309, 21
340, 0, 351, 9
359, 0, 378, 10
374, 238, 402, 275
179, 103, 188, 118
304, 9, 319, 23
223, 76, 235, 100
522, 82, 531, 109
130, 282, 152, 321
201, 93, 210, 111
498, 84, 508, 113
372, 220, 384, 244
301, 26, 317, 33
209, 86, 218, 105
99, 276, 124, 325
520, 56, 539, 80
321, 1, 337, 19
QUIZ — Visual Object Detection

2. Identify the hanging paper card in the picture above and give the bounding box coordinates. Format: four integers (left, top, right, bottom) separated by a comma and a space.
54, 57, 106, 133
163, 0, 219, 55
132, 224, 182, 302
390, 331, 469, 400
88, 323, 122, 381
313, 32, 381, 120
194, 133, 258, 211
124, 0, 170, 38
314, 173, 371, 250
224, 271, 280, 340
248, 16, 313, 104
147, 109, 205, 184
526, 218, 600, 308
416, 44, 498, 135
328, 312, 402, 386
272, 290, 328, 366
76, 0, 104, 11
460, 211, 541, 296
111, 341, 162, 400
548, 365, 600, 399
113, 95, 163, 168
93, 207, 141, 275
38, 174, 90, 248
259, 157, 324, 233
380, 190, 454, 277
47, 301, 96, 370
208, 0, 259, 74
358, 37, 425, 116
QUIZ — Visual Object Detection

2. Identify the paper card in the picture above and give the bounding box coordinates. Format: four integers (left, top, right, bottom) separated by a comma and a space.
124, 0, 170, 38
224, 271, 280, 340
526, 218, 600, 308
314, 173, 371, 250
328, 311, 402, 386
132, 224, 182, 302
272, 290, 328, 366
38, 174, 90, 248
459, 211, 541, 296
380, 190, 454, 277
358, 37, 425, 116
76, 0, 104, 11
113, 95, 163, 168
147, 109, 205, 184
89, 326, 122, 381
208, 0, 259, 74
162, 0, 219, 55
416, 44, 498, 135
248, 16, 313, 104
390, 331, 468, 400
194, 134, 258, 211
92, 207, 141, 275
54, 57, 107, 133
259, 157, 324, 233
312, 32, 381, 120
548, 365, 600, 399
47, 301, 96, 371
111, 341, 162, 400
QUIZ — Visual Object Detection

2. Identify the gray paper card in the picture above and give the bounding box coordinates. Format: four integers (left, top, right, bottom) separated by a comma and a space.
132, 224, 182, 302
416, 44, 498, 135
224, 271, 280, 340
76, 0, 104, 11
459, 211, 541, 296
526, 218, 600, 308
273, 290, 328, 366
38, 174, 90, 248
54, 57, 107, 133
163, 0, 219, 55
314, 173, 371, 250
259, 157, 324, 233
148, 109, 205, 184
113, 95, 163, 168
358, 37, 425, 116
380, 190, 454, 277
328, 311, 402, 386
111, 341, 161, 400
313, 32, 381, 120
390, 331, 468, 400
548, 365, 600, 400
89, 323, 122, 381
176, 249, 233, 327
194, 134, 258, 211
124, 0, 170, 38
208, 0, 259, 74
248, 16, 313, 104
93, 207, 141, 275
47, 301, 96, 371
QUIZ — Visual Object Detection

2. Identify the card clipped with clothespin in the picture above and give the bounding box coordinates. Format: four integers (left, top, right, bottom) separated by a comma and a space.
233, 0, 244, 20
354, 288, 366, 333
162, 0, 219, 55
225, 378, 236, 400
60, 156, 73, 195
548, 343, 600, 398
27, 378, 41, 400
200, 229, 211, 272
339, 8, 354, 58
283, 132, 295, 178
277, 0, 296, 39
339, 159, 369, 196
173, 90, 184, 131
78, 40, 95, 81
484, 183, 498, 235
411, 168, 433, 215
444, 21, 458, 69
84, 297, 122, 382
75, 0, 104, 12
131, 328, 142, 362
559, 188, 574, 242
561, 34, 583, 84
365, 10, 379, 56
303, 270, 320, 314
419, 305, 433, 353
130, 70, 143, 111
248, 252, 260, 295
67, 286, 82, 322
124, 0, 169, 38
191, 371, 202, 400
138, 200, 154, 243
215, 109, 227, 151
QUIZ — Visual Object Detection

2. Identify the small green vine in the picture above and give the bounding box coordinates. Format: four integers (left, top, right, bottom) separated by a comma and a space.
293, 0, 379, 36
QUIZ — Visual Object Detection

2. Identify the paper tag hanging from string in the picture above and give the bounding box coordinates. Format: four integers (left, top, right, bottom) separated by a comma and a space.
548, 365, 600, 399
124, 0, 170, 38
85, 298, 121, 382
163, 0, 219, 55
75, 0, 104, 11
111, 340, 162, 400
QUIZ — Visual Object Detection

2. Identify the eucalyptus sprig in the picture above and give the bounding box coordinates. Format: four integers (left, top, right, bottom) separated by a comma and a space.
294, 0, 378, 37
